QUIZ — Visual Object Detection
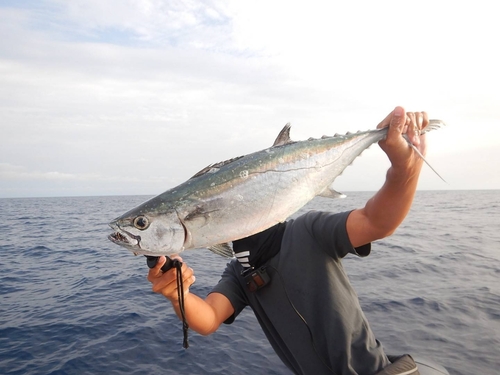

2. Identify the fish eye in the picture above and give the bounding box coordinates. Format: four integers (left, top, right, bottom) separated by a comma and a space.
133, 216, 150, 230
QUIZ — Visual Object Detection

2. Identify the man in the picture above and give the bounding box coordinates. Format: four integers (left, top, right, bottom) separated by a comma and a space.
148, 106, 428, 374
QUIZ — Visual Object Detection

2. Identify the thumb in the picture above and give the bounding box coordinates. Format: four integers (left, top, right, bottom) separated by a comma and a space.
387, 106, 406, 139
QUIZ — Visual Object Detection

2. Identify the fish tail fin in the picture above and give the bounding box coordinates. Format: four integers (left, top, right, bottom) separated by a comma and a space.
424, 119, 446, 133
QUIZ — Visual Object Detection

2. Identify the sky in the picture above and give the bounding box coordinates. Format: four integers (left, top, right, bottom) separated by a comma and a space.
1, 0, 499, 198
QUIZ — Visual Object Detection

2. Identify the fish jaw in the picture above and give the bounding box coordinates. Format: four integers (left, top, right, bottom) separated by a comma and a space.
108, 220, 142, 254
107, 209, 187, 257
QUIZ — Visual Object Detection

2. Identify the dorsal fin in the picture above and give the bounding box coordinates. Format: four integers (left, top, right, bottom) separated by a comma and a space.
190, 156, 245, 179
272, 123, 293, 146
191, 122, 297, 180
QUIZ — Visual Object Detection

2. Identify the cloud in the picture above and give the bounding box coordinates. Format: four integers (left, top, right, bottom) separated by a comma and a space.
0, 162, 120, 182
0, 162, 170, 198
9, 0, 233, 50
0, 163, 76, 181
1, 1, 499, 198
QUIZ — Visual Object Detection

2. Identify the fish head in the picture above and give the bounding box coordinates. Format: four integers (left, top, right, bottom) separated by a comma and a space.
108, 208, 186, 257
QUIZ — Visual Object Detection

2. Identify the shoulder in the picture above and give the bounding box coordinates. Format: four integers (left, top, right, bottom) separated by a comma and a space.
286, 210, 369, 258
220, 258, 241, 277
282, 211, 351, 255
290, 210, 351, 234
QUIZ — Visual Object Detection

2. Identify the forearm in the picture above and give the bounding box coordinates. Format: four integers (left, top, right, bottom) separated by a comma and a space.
148, 257, 234, 336
169, 293, 220, 336
348, 107, 429, 244
363, 160, 423, 238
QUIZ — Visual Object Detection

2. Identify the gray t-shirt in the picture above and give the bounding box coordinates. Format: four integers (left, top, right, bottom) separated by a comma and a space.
211, 210, 390, 375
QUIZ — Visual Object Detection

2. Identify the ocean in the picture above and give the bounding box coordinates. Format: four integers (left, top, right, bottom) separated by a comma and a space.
0, 190, 499, 374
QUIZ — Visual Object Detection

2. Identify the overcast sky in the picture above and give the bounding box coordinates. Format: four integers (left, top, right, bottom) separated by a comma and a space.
1, 0, 499, 198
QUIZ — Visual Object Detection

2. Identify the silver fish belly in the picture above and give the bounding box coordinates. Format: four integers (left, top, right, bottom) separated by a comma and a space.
108, 121, 444, 257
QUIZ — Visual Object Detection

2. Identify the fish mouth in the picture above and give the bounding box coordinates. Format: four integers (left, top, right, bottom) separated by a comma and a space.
108, 222, 142, 250
108, 229, 161, 257
108, 231, 130, 244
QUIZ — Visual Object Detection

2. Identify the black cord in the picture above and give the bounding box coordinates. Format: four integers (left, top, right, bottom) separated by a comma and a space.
173, 259, 189, 349
145, 256, 189, 349
267, 265, 337, 375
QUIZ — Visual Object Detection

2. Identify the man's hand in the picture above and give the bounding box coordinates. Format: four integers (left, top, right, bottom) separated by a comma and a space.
377, 106, 429, 172
146, 255, 235, 336
147, 256, 195, 302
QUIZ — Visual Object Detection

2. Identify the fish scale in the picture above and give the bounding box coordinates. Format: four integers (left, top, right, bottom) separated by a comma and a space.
108, 120, 445, 257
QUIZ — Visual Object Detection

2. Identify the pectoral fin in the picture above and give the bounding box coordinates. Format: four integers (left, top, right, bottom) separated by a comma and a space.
208, 243, 235, 258
318, 186, 347, 199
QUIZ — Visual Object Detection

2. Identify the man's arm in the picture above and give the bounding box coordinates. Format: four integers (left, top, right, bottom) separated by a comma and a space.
147, 256, 235, 336
347, 106, 429, 248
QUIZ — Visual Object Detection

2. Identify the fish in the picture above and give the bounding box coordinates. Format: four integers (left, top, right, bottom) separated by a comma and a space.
108, 120, 445, 258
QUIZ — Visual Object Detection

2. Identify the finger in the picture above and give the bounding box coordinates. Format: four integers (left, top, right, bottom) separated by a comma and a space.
386, 106, 406, 141
179, 262, 192, 277
151, 271, 178, 294
171, 254, 183, 263
182, 268, 196, 289
151, 277, 175, 294
153, 256, 168, 276
421, 111, 429, 130
147, 256, 177, 284
181, 260, 189, 271
166, 266, 195, 297
407, 112, 419, 145
402, 114, 411, 134
376, 110, 394, 129
147, 256, 165, 281
415, 112, 424, 132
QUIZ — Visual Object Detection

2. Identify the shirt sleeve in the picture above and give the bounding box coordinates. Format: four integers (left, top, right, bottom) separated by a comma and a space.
302, 210, 371, 259
209, 260, 248, 324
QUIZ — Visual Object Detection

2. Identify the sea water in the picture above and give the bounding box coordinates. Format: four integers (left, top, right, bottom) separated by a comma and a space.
0, 191, 499, 374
